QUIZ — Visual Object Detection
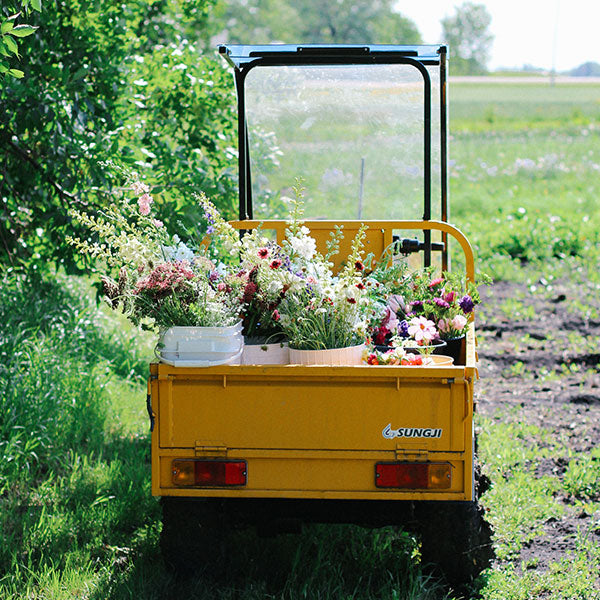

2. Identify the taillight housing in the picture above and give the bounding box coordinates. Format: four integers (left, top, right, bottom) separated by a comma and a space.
375, 462, 451, 489
171, 459, 247, 487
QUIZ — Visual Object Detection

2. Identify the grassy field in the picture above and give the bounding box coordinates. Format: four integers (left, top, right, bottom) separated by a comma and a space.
1, 79, 599, 599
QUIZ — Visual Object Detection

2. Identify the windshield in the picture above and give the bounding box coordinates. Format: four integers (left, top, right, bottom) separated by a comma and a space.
244, 63, 441, 220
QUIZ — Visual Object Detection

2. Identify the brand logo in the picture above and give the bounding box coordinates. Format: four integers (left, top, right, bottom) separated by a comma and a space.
382, 424, 443, 439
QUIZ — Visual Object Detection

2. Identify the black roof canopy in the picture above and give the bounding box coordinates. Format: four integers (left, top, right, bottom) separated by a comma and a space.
219, 44, 444, 68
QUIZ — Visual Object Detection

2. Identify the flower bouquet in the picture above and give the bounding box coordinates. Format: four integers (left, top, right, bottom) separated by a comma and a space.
67, 173, 245, 366
362, 246, 491, 364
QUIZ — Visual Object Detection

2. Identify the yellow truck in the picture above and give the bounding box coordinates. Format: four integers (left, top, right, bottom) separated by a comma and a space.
149, 45, 493, 585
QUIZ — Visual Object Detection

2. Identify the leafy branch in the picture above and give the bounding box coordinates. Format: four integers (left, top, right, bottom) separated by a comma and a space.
1, 2, 40, 79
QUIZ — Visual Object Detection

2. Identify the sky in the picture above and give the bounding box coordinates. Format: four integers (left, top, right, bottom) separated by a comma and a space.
398, 0, 600, 72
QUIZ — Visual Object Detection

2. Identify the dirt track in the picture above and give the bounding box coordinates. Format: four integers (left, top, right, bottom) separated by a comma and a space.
476, 280, 600, 571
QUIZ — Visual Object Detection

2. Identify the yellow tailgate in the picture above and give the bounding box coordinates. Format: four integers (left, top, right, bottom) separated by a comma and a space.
150, 361, 476, 501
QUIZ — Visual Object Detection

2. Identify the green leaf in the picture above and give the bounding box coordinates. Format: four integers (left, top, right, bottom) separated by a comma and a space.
8, 68, 24, 78
4, 35, 18, 55
0, 63, 8, 73
10, 25, 38, 38
31, 0, 42, 11
1, 21, 15, 34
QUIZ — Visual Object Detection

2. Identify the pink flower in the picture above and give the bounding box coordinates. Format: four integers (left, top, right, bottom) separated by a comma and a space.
407, 316, 438, 343
443, 291, 457, 304
132, 181, 150, 196
387, 294, 404, 314
451, 314, 467, 332
153, 219, 163, 228
437, 318, 450, 333
258, 248, 269, 259
138, 193, 153, 215
272, 309, 281, 322
380, 306, 399, 333
217, 283, 226, 291
269, 259, 282, 269
428, 277, 444, 289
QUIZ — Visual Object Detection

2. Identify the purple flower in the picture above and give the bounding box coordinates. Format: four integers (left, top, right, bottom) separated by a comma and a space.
206, 225, 215, 234
409, 300, 424, 313
398, 319, 409, 338
209, 270, 219, 282
459, 295, 475, 313
433, 297, 450, 309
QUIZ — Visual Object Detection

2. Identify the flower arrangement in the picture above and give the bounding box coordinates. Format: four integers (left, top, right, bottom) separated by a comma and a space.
199, 182, 370, 351
67, 172, 241, 331
67, 168, 487, 367
366, 262, 488, 353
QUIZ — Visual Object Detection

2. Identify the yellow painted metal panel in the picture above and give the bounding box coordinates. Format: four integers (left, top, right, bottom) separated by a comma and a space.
159, 374, 467, 453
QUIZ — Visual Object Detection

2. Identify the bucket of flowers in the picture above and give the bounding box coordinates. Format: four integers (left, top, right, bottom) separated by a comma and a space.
199, 195, 295, 364
200, 183, 371, 366
67, 174, 245, 367
364, 252, 488, 365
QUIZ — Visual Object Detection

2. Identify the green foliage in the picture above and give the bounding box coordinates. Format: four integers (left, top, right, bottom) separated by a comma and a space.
214, 0, 422, 44
441, 2, 493, 75
0, 268, 158, 593
477, 417, 564, 560
0, 0, 237, 271
0, 2, 40, 79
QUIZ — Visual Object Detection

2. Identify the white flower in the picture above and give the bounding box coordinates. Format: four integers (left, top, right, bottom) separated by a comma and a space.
132, 180, 150, 196
266, 279, 284, 295
344, 285, 359, 302
163, 241, 195, 263
290, 235, 316, 260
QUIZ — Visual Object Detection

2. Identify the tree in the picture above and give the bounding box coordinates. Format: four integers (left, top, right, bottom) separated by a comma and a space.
441, 2, 493, 75
214, 0, 421, 45
0, 0, 239, 271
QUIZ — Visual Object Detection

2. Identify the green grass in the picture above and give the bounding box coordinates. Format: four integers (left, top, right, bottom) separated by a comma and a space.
476, 414, 600, 599
247, 78, 600, 286
0, 270, 159, 598
450, 81, 600, 129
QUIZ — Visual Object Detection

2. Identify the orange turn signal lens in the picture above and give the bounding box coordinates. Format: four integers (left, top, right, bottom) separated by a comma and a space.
171, 459, 247, 487
375, 462, 451, 489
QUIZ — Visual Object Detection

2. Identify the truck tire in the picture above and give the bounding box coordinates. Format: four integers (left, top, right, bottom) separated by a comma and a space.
160, 497, 228, 573
414, 499, 494, 589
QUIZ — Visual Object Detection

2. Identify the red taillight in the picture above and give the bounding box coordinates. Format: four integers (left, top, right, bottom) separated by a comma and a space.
375, 462, 451, 489
171, 459, 247, 487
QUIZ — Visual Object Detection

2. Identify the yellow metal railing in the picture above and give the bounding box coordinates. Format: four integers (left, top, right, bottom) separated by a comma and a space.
229, 220, 475, 283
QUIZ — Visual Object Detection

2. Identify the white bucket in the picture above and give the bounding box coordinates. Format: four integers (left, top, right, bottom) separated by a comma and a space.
288, 344, 365, 366
242, 342, 289, 365
156, 322, 244, 367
